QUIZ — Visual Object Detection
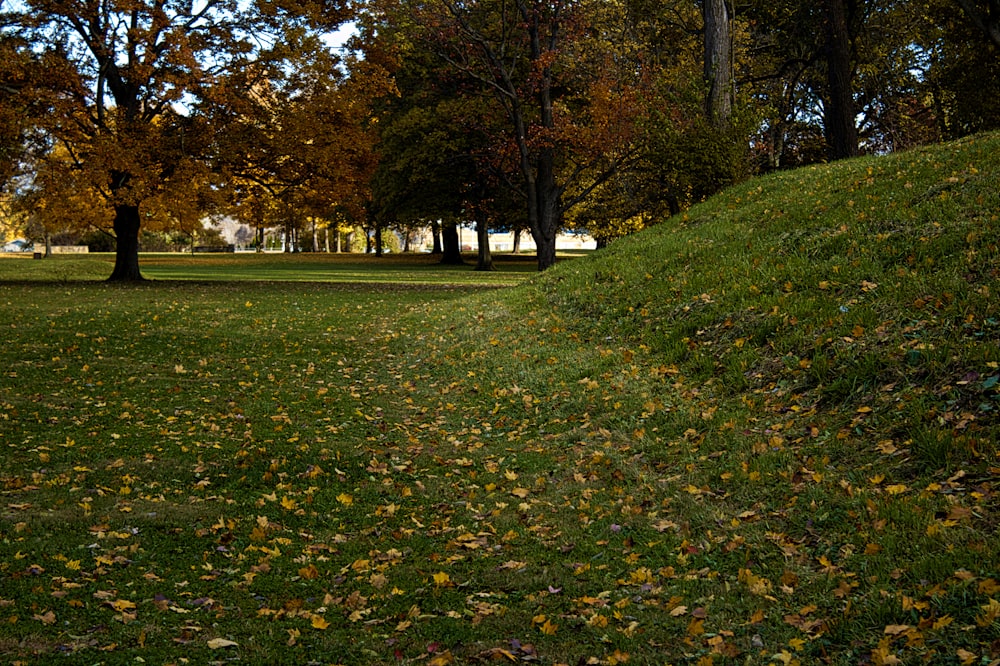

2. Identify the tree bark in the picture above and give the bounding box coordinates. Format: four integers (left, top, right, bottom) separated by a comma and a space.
532, 150, 561, 270
474, 216, 493, 271
704, 0, 733, 129
108, 203, 145, 282
440, 220, 464, 264
822, 0, 859, 160
431, 221, 443, 255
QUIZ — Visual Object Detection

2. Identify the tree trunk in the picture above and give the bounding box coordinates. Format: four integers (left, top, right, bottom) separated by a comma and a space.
822, 0, 859, 160
440, 220, 464, 264
374, 225, 384, 257
475, 216, 493, 271
704, 0, 733, 129
431, 221, 443, 254
108, 203, 144, 282
512, 228, 521, 254
530, 151, 560, 271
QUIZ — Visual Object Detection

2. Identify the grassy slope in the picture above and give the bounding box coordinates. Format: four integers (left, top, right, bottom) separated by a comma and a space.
0, 134, 997, 666
385, 133, 1000, 663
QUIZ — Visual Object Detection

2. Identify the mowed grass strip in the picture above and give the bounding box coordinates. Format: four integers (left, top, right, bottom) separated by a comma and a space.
2, 133, 999, 665
0, 251, 542, 286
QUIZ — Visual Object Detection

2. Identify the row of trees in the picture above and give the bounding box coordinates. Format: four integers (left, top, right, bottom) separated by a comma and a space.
1, 0, 998, 279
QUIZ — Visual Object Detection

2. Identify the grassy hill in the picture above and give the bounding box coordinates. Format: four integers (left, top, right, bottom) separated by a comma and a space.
0, 133, 997, 665
380, 132, 1000, 663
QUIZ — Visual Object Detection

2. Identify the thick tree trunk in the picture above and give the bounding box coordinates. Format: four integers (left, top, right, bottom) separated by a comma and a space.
822, 0, 859, 160
108, 203, 144, 282
524, 144, 560, 271
431, 221, 443, 254
475, 217, 493, 271
440, 221, 464, 264
512, 229, 521, 254
374, 226, 384, 257
704, 0, 733, 129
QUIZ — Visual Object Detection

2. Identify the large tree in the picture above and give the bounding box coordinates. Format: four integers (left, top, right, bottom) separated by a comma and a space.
3, 0, 349, 280
366, 0, 645, 270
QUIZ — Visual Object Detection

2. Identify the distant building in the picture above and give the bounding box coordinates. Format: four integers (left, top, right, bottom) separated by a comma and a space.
2, 239, 31, 252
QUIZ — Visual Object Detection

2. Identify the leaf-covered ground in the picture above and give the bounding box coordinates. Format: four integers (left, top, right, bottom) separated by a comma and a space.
2, 133, 1000, 665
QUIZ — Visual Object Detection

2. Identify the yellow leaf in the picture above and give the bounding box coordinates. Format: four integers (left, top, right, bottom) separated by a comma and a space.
34, 610, 56, 625
336, 493, 353, 506
511, 487, 530, 498
932, 615, 953, 630
428, 651, 455, 666
432, 571, 452, 587
539, 619, 558, 635
956, 649, 977, 665
883, 624, 911, 635
310, 614, 330, 630
110, 600, 137, 612
280, 496, 298, 510
207, 638, 238, 649
876, 440, 898, 455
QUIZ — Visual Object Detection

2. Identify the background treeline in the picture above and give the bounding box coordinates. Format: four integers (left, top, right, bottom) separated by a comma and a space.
1, 0, 998, 277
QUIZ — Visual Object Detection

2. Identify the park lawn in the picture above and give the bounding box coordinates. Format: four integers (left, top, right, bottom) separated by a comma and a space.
2, 132, 1000, 665
0, 251, 542, 285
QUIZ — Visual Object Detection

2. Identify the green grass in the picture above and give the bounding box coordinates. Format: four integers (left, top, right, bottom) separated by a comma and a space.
0, 251, 542, 285
2, 133, 1000, 665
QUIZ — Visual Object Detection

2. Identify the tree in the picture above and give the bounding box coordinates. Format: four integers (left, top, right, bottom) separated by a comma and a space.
3, 0, 349, 280
703, 0, 734, 129
368, 0, 645, 270
821, 0, 859, 159
211, 41, 389, 255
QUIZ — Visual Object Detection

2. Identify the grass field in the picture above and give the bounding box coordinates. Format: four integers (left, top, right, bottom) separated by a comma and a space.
2, 133, 999, 665
0, 251, 543, 285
